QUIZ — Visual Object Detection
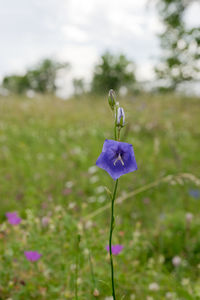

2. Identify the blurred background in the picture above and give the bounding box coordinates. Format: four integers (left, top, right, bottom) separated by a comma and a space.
0, 0, 200, 299
0, 0, 200, 97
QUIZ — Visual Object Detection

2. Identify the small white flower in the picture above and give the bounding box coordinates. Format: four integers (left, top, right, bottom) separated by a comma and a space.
158, 255, 165, 264
65, 181, 74, 188
149, 282, 159, 291
83, 248, 90, 255
90, 176, 99, 183
88, 166, 98, 174
68, 202, 76, 209
77, 277, 82, 284
55, 205, 62, 212
88, 196, 96, 203
172, 256, 182, 267
181, 278, 189, 286
72, 147, 82, 155
166, 292, 176, 299
96, 186, 105, 194
70, 264, 76, 271
185, 212, 193, 222
49, 224, 55, 231
98, 195, 106, 203
85, 220, 93, 229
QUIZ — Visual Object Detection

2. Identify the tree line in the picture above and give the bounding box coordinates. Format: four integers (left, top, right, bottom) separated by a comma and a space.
1, 0, 199, 96
1, 53, 136, 96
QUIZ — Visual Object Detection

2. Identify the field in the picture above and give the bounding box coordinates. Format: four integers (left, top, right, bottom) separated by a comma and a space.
0, 93, 200, 300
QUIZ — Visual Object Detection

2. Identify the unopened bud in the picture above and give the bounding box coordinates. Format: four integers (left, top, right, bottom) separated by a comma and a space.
93, 288, 100, 297
108, 89, 116, 110
116, 107, 125, 127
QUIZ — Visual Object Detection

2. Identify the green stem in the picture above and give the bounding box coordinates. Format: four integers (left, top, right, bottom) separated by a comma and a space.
114, 125, 117, 140
114, 120, 117, 141
75, 257, 78, 300
75, 235, 80, 300
109, 179, 119, 300
89, 252, 97, 299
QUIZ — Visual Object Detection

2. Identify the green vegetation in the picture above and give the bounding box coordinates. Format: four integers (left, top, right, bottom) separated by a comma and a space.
155, 0, 200, 90
2, 59, 69, 94
91, 52, 136, 94
0, 94, 200, 299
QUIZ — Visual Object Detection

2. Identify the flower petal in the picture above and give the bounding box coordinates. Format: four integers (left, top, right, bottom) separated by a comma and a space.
96, 140, 137, 180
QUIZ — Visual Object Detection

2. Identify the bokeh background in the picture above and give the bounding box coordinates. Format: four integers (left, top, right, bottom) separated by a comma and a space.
0, 0, 200, 299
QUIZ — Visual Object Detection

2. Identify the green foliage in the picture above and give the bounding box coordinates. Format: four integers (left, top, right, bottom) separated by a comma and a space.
73, 78, 85, 96
2, 59, 69, 95
3, 75, 30, 94
155, 0, 200, 90
0, 94, 200, 299
91, 51, 136, 94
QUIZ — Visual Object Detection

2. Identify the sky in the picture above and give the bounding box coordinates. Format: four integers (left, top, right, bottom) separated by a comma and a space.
0, 0, 200, 96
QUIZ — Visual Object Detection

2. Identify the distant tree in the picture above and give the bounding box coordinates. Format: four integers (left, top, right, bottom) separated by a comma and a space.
73, 78, 85, 96
27, 59, 69, 93
91, 52, 136, 94
2, 75, 29, 94
155, 0, 200, 91
2, 58, 70, 94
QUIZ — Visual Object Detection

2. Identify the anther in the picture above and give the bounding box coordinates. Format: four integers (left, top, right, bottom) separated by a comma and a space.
114, 154, 124, 166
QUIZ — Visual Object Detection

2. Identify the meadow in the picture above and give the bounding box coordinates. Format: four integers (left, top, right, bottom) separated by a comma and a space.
0, 93, 200, 300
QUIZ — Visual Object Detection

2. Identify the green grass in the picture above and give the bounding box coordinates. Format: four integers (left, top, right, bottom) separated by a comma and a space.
0, 93, 200, 299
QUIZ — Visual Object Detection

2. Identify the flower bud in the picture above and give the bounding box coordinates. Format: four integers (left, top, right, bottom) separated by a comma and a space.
93, 288, 100, 297
116, 107, 125, 127
108, 89, 116, 110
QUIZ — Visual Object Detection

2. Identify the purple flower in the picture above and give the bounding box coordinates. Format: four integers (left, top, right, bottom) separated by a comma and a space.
106, 245, 124, 255
96, 139, 137, 180
24, 251, 42, 262
41, 216, 50, 227
6, 212, 21, 225
189, 189, 200, 199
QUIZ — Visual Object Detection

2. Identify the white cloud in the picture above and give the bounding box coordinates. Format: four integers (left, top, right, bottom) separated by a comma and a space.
58, 45, 98, 78
136, 61, 156, 81
61, 25, 89, 43
0, 0, 162, 95
184, 2, 200, 28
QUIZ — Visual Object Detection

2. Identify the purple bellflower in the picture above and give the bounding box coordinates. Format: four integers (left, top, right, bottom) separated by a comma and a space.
96, 139, 137, 180
116, 107, 125, 126
106, 245, 124, 255
6, 212, 21, 225
24, 251, 42, 262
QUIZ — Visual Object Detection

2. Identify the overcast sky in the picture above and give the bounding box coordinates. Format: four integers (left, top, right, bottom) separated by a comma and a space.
0, 0, 200, 96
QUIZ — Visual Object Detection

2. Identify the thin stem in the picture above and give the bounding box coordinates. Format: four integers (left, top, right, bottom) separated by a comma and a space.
109, 179, 119, 300
117, 127, 121, 141
114, 107, 117, 140
89, 252, 97, 299
75, 235, 80, 300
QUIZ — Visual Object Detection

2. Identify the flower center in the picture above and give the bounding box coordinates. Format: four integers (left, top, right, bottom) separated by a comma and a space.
114, 153, 124, 166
